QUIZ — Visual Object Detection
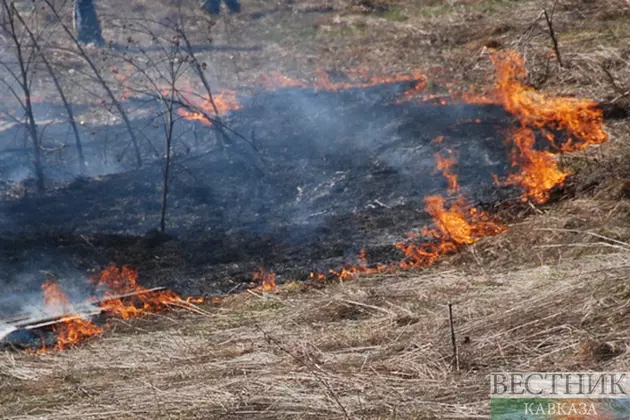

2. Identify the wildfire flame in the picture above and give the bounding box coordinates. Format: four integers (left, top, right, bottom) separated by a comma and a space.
36, 51, 608, 351
36, 266, 204, 352
434, 150, 459, 194
256, 68, 426, 103
481, 51, 607, 202
396, 196, 506, 268
252, 268, 278, 292
312, 68, 426, 96
93, 266, 184, 319
258, 72, 308, 89
50, 317, 104, 352
177, 90, 242, 125
41, 279, 72, 314
40, 280, 103, 352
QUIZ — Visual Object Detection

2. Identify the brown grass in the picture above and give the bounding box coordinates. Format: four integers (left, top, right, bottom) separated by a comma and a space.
2, 251, 630, 419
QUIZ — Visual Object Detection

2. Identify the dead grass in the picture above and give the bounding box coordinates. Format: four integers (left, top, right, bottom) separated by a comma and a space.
2, 252, 630, 419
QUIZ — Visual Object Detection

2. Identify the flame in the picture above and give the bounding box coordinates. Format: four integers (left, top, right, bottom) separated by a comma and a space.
256, 67, 426, 101
311, 68, 427, 102
93, 265, 187, 319
252, 268, 277, 292
40, 280, 103, 351
258, 72, 308, 89
36, 51, 609, 351
395, 197, 505, 269
52, 317, 104, 352
177, 90, 242, 125
434, 150, 459, 194
479, 51, 607, 202
35, 266, 204, 352
41, 279, 72, 314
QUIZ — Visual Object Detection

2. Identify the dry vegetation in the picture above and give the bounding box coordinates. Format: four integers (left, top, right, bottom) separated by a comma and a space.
2, 0, 630, 418
2, 252, 630, 419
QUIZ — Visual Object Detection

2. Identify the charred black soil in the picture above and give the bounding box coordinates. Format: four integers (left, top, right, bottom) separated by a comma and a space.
0, 82, 553, 301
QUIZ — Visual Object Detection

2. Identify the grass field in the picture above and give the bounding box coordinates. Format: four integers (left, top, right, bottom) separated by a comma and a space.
2, 0, 630, 418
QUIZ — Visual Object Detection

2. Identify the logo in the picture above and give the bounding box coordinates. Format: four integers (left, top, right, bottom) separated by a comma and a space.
490, 373, 630, 419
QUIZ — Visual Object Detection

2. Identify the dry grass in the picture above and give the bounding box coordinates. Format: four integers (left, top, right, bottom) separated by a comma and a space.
2, 251, 630, 419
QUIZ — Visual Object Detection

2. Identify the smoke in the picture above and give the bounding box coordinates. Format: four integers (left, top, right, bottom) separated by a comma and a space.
0, 322, 16, 342
0, 79, 527, 303
0, 253, 94, 317
0, 82, 519, 241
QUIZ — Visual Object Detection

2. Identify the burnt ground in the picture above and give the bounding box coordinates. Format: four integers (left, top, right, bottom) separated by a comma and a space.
0, 0, 626, 309
0, 82, 530, 303
0, 0, 625, 309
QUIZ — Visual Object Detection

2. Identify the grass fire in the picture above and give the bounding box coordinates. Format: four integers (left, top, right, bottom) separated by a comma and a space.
0, 0, 628, 418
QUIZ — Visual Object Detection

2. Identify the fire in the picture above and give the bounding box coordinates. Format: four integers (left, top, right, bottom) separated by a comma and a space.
252, 268, 277, 292
396, 157, 505, 269
40, 280, 103, 352
41, 279, 72, 314
255, 66, 429, 98
312, 68, 427, 99
434, 150, 459, 194
394, 195, 505, 269
93, 265, 189, 319
501, 125, 568, 203
258, 72, 308, 89
481, 51, 607, 202
52, 317, 104, 352
177, 90, 242, 125
329, 249, 387, 280
34, 51, 609, 351
34, 266, 205, 352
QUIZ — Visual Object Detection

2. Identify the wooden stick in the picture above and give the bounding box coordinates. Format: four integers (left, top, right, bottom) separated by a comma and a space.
10, 287, 168, 329
96, 287, 167, 305
543, 2, 563, 68
448, 302, 460, 371
21, 310, 103, 330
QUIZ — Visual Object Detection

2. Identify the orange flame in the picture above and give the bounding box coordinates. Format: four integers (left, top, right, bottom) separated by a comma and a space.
256, 67, 426, 100
479, 51, 607, 202
312, 68, 427, 100
396, 196, 505, 268
177, 90, 242, 125
36, 266, 204, 352
41, 279, 72, 314
93, 265, 187, 319
39, 51, 609, 351
52, 317, 104, 352
40, 280, 103, 351
258, 72, 308, 89
252, 268, 278, 292
435, 150, 459, 194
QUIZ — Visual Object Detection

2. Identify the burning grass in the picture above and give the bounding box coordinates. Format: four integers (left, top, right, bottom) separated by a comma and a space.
0, 48, 610, 353
3, 252, 630, 419
22, 266, 205, 353
1, 0, 630, 417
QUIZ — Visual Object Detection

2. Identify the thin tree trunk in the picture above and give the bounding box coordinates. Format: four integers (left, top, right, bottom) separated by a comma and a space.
14, 8, 87, 174
44, 0, 143, 169
26, 104, 44, 192
2, 1, 44, 191
160, 102, 175, 233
